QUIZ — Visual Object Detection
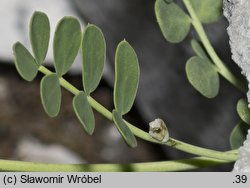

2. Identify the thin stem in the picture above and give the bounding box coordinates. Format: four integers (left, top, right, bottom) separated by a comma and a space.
0, 156, 232, 172
182, 0, 247, 93
38, 66, 238, 161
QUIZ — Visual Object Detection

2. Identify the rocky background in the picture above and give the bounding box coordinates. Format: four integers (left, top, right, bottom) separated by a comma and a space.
0, 0, 246, 171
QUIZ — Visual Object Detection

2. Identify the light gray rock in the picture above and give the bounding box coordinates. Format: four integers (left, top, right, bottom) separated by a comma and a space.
224, 0, 250, 105
233, 130, 250, 172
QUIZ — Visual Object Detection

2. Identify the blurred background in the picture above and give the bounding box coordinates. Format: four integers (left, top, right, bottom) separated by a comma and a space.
0, 0, 246, 171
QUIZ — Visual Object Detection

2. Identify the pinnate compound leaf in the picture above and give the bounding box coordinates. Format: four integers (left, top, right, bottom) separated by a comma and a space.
112, 110, 137, 148
237, 98, 250, 125
13, 42, 38, 81
40, 73, 61, 117
186, 56, 219, 98
82, 24, 106, 95
53, 17, 81, 77
114, 40, 139, 115
189, 0, 222, 24
230, 122, 250, 149
30, 11, 50, 65
155, 0, 191, 43
73, 91, 95, 135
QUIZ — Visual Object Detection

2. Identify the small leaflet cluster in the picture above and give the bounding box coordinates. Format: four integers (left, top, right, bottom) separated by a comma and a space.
12, 11, 140, 148
155, 0, 221, 99
156, 0, 250, 168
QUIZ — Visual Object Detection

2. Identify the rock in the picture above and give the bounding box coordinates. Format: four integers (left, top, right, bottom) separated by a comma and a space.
233, 130, 250, 172
224, 0, 250, 172
223, 0, 250, 105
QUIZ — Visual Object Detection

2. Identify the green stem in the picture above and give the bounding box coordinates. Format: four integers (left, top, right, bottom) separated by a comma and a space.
182, 0, 247, 93
0, 156, 232, 172
38, 66, 238, 161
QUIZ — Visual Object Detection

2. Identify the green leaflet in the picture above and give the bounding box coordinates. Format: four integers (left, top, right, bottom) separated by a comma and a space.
186, 56, 219, 98
13, 42, 38, 81
155, 0, 191, 43
191, 39, 209, 60
112, 110, 137, 148
82, 24, 106, 95
40, 73, 61, 117
53, 17, 81, 77
189, 0, 222, 24
73, 91, 95, 135
114, 40, 139, 115
113, 39, 139, 147
230, 122, 250, 149
237, 98, 250, 125
29, 11, 50, 65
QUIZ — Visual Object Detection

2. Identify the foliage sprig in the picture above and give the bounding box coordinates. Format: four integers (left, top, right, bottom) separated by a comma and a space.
8, 0, 247, 171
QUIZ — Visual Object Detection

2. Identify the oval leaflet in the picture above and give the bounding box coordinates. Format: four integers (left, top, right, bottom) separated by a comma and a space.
13, 42, 38, 81
155, 0, 191, 43
40, 73, 61, 117
73, 91, 95, 135
112, 110, 137, 148
30, 11, 50, 65
53, 17, 81, 77
114, 40, 140, 115
82, 24, 106, 95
